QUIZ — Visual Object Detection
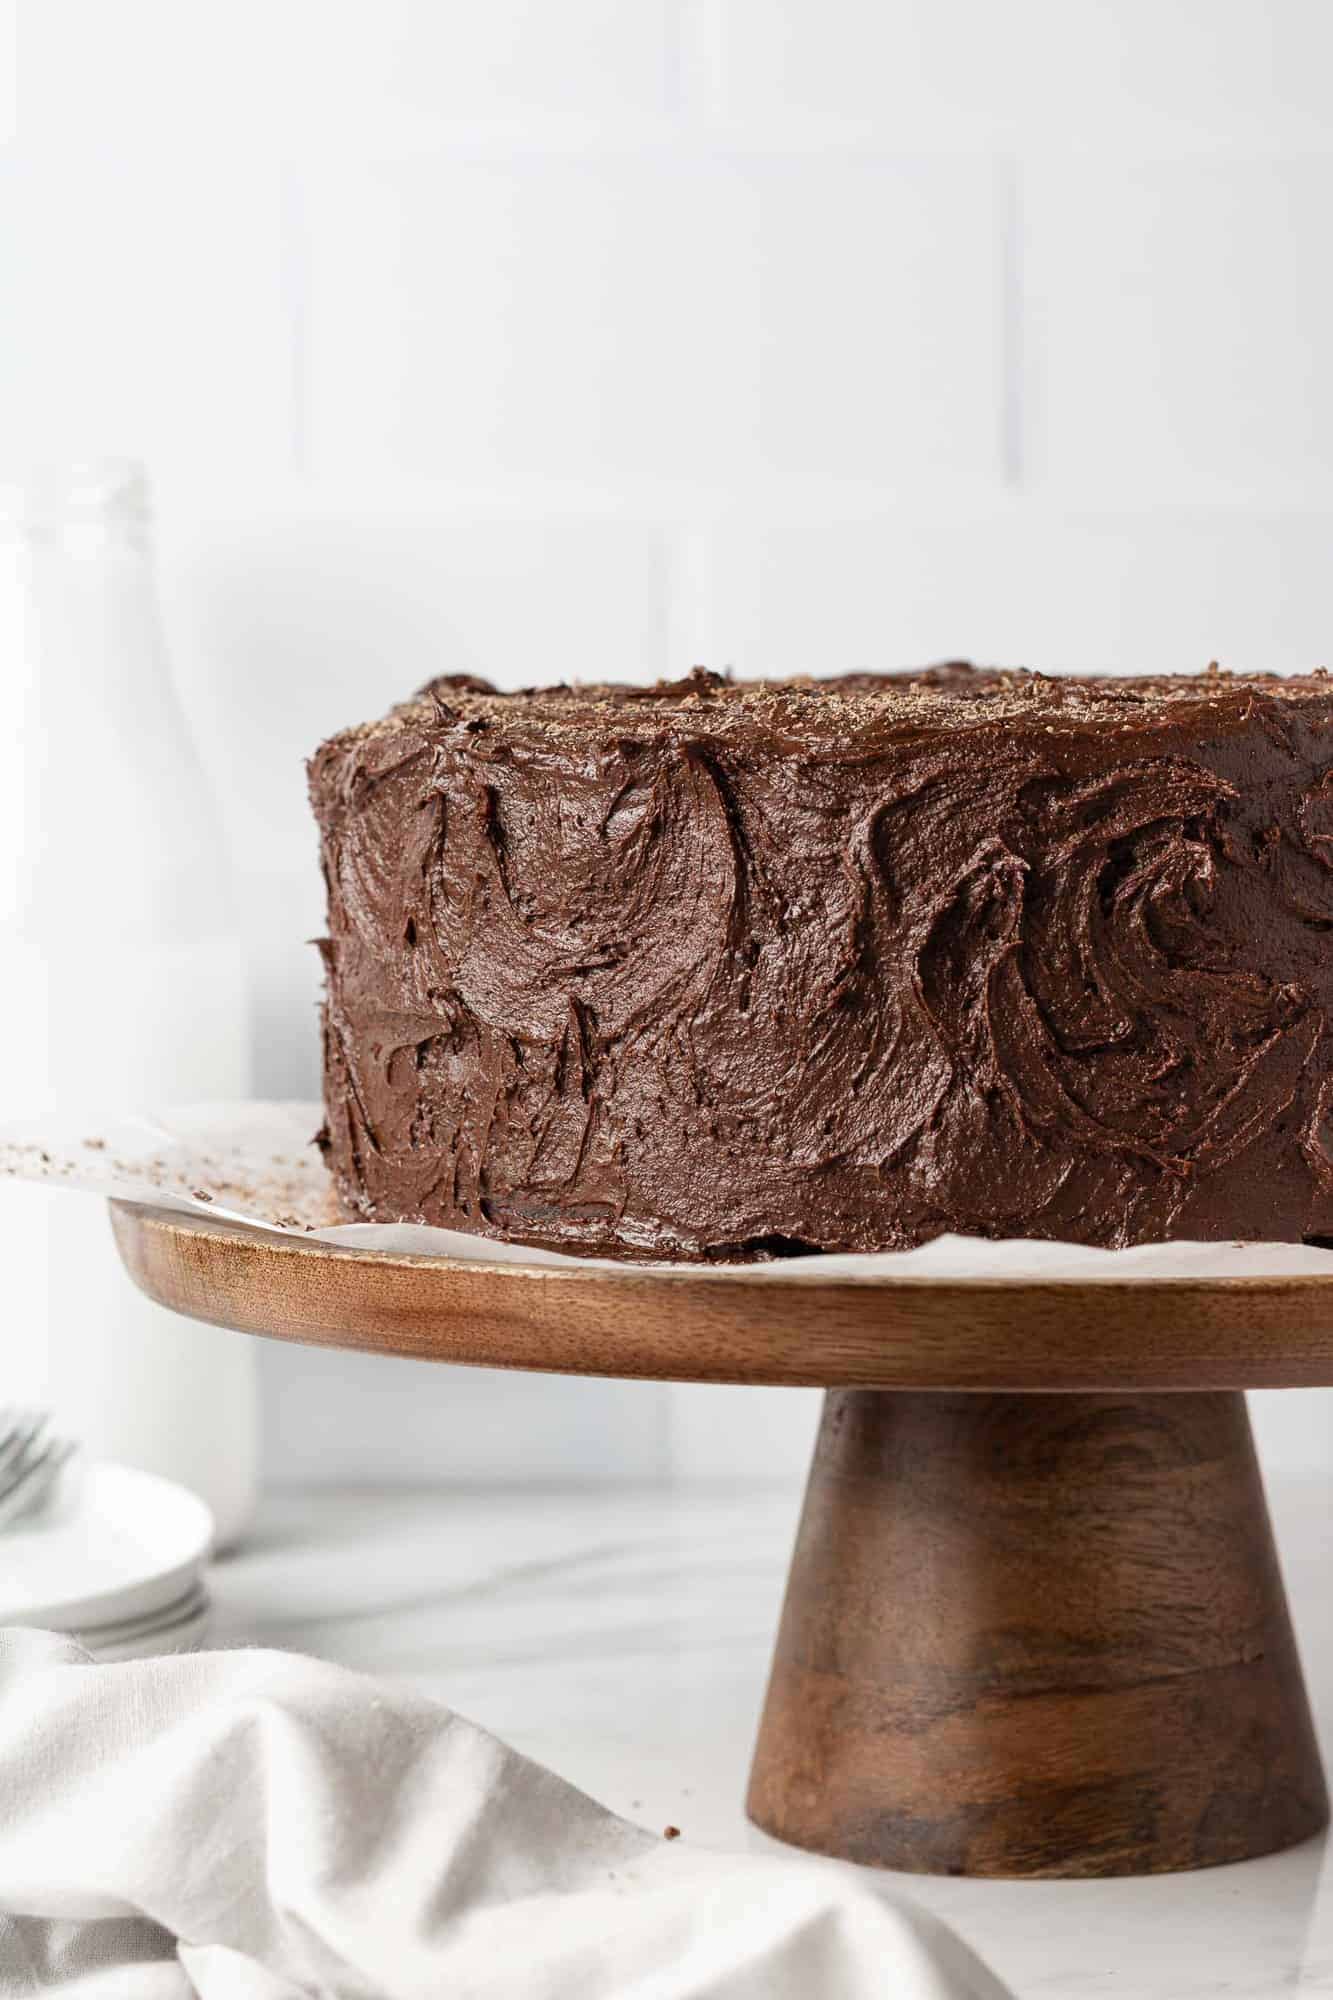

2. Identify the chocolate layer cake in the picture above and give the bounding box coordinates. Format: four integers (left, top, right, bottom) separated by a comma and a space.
309, 665, 1333, 1259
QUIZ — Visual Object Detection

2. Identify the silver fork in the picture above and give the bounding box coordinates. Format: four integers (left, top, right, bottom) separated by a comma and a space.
0, 1407, 78, 1532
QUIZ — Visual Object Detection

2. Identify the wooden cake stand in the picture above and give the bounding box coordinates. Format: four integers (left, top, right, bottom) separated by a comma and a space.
110, 1199, 1333, 1880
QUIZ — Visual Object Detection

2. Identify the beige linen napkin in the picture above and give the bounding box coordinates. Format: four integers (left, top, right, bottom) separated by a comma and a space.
0, 1629, 1009, 1999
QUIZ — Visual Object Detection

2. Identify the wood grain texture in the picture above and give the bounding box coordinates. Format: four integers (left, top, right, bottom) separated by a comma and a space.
110, 1202, 1332, 1876
109, 1202, 1333, 1389
747, 1390, 1328, 1876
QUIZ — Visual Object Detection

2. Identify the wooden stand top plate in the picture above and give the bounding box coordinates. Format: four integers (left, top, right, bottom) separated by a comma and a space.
110, 1199, 1333, 1390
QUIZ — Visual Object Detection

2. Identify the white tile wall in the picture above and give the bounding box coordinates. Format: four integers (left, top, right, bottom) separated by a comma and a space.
0, 1, 14, 145
19, 0, 679, 152
701, 0, 1333, 150
9, 0, 1333, 1485
692, 505, 1333, 677
302, 150, 1003, 496
0, 150, 16, 425
1026, 157, 1333, 502
285, 0, 680, 137
2, 148, 290, 481
262, 1343, 673, 1487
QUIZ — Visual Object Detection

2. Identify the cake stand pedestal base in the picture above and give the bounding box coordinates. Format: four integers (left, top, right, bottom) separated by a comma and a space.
747, 1389, 1327, 1876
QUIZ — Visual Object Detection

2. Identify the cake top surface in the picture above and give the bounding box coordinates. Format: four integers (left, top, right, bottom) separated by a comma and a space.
315, 663, 1333, 762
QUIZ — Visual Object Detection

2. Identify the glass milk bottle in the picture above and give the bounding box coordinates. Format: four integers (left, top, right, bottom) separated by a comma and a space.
0, 461, 258, 1547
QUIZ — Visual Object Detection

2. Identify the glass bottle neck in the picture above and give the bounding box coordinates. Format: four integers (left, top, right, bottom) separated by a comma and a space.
0, 459, 153, 557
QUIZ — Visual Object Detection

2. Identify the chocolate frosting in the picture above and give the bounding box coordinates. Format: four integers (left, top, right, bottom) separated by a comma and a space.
309, 665, 1333, 1259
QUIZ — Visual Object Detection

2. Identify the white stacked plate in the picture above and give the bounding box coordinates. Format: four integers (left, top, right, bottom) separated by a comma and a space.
0, 1462, 214, 1660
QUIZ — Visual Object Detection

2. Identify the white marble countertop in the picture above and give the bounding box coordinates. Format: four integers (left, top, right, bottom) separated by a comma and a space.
210, 1473, 1333, 1999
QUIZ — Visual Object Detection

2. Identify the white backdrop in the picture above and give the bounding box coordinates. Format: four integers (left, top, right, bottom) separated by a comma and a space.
5, 0, 1333, 1482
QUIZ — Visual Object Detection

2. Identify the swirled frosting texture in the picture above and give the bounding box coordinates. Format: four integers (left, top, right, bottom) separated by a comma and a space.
309, 667, 1333, 1258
